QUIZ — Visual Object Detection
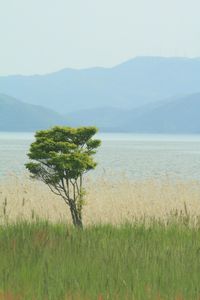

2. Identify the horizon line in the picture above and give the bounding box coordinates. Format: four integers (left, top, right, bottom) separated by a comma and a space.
1, 55, 200, 77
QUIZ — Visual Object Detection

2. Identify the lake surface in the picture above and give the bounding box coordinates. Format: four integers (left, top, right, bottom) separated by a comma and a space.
1, 132, 200, 180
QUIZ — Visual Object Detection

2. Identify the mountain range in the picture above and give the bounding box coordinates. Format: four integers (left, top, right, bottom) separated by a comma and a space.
1, 56, 200, 113
66, 93, 200, 133
0, 56, 200, 133
0, 94, 66, 131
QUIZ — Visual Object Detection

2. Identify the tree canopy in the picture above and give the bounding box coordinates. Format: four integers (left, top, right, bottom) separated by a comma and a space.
26, 126, 101, 227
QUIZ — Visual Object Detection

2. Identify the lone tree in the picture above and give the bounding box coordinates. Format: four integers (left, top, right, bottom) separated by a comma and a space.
25, 126, 101, 228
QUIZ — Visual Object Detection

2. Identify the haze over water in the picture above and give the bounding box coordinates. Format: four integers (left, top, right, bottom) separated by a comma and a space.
1, 132, 200, 180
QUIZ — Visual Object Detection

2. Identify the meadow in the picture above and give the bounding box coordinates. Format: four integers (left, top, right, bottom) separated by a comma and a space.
1, 176, 200, 299
1, 221, 200, 299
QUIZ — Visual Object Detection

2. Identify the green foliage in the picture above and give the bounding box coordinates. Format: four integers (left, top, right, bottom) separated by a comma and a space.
1, 221, 200, 299
25, 126, 101, 227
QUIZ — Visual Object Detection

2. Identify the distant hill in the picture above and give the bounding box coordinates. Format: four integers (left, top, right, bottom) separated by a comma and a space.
0, 94, 67, 131
1, 57, 200, 113
66, 107, 124, 132
1, 92, 200, 133
66, 93, 200, 134
126, 93, 200, 133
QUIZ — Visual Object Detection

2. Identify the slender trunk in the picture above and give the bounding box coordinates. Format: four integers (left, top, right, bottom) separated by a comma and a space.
69, 201, 83, 229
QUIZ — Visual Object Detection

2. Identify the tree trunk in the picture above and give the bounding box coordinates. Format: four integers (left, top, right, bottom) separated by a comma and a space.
69, 202, 83, 229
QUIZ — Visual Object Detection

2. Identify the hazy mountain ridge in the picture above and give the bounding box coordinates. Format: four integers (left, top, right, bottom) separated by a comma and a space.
129, 93, 200, 133
66, 93, 200, 133
1, 92, 200, 133
1, 57, 200, 133
0, 94, 67, 131
1, 57, 200, 113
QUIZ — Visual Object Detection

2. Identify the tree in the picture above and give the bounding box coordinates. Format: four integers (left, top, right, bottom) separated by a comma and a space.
25, 126, 101, 228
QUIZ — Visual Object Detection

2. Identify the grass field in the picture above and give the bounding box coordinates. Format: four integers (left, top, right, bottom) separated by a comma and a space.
0, 221, 200, 300
1, 176, 200, 299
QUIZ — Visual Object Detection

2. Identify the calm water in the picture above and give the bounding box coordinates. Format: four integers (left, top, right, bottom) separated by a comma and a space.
1, 132, 200, 180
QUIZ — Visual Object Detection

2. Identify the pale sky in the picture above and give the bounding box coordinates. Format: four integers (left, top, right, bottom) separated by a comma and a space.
1, 0, 200, 75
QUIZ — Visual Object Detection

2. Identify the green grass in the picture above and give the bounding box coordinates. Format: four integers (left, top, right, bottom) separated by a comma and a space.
0, 221, 200, 300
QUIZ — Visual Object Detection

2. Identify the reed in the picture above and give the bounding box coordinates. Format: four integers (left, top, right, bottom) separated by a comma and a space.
0, 174, 200, 225
0, 175, 200, 299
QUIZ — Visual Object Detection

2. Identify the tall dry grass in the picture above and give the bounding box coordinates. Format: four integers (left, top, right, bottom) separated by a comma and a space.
0, 174, 200, 225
